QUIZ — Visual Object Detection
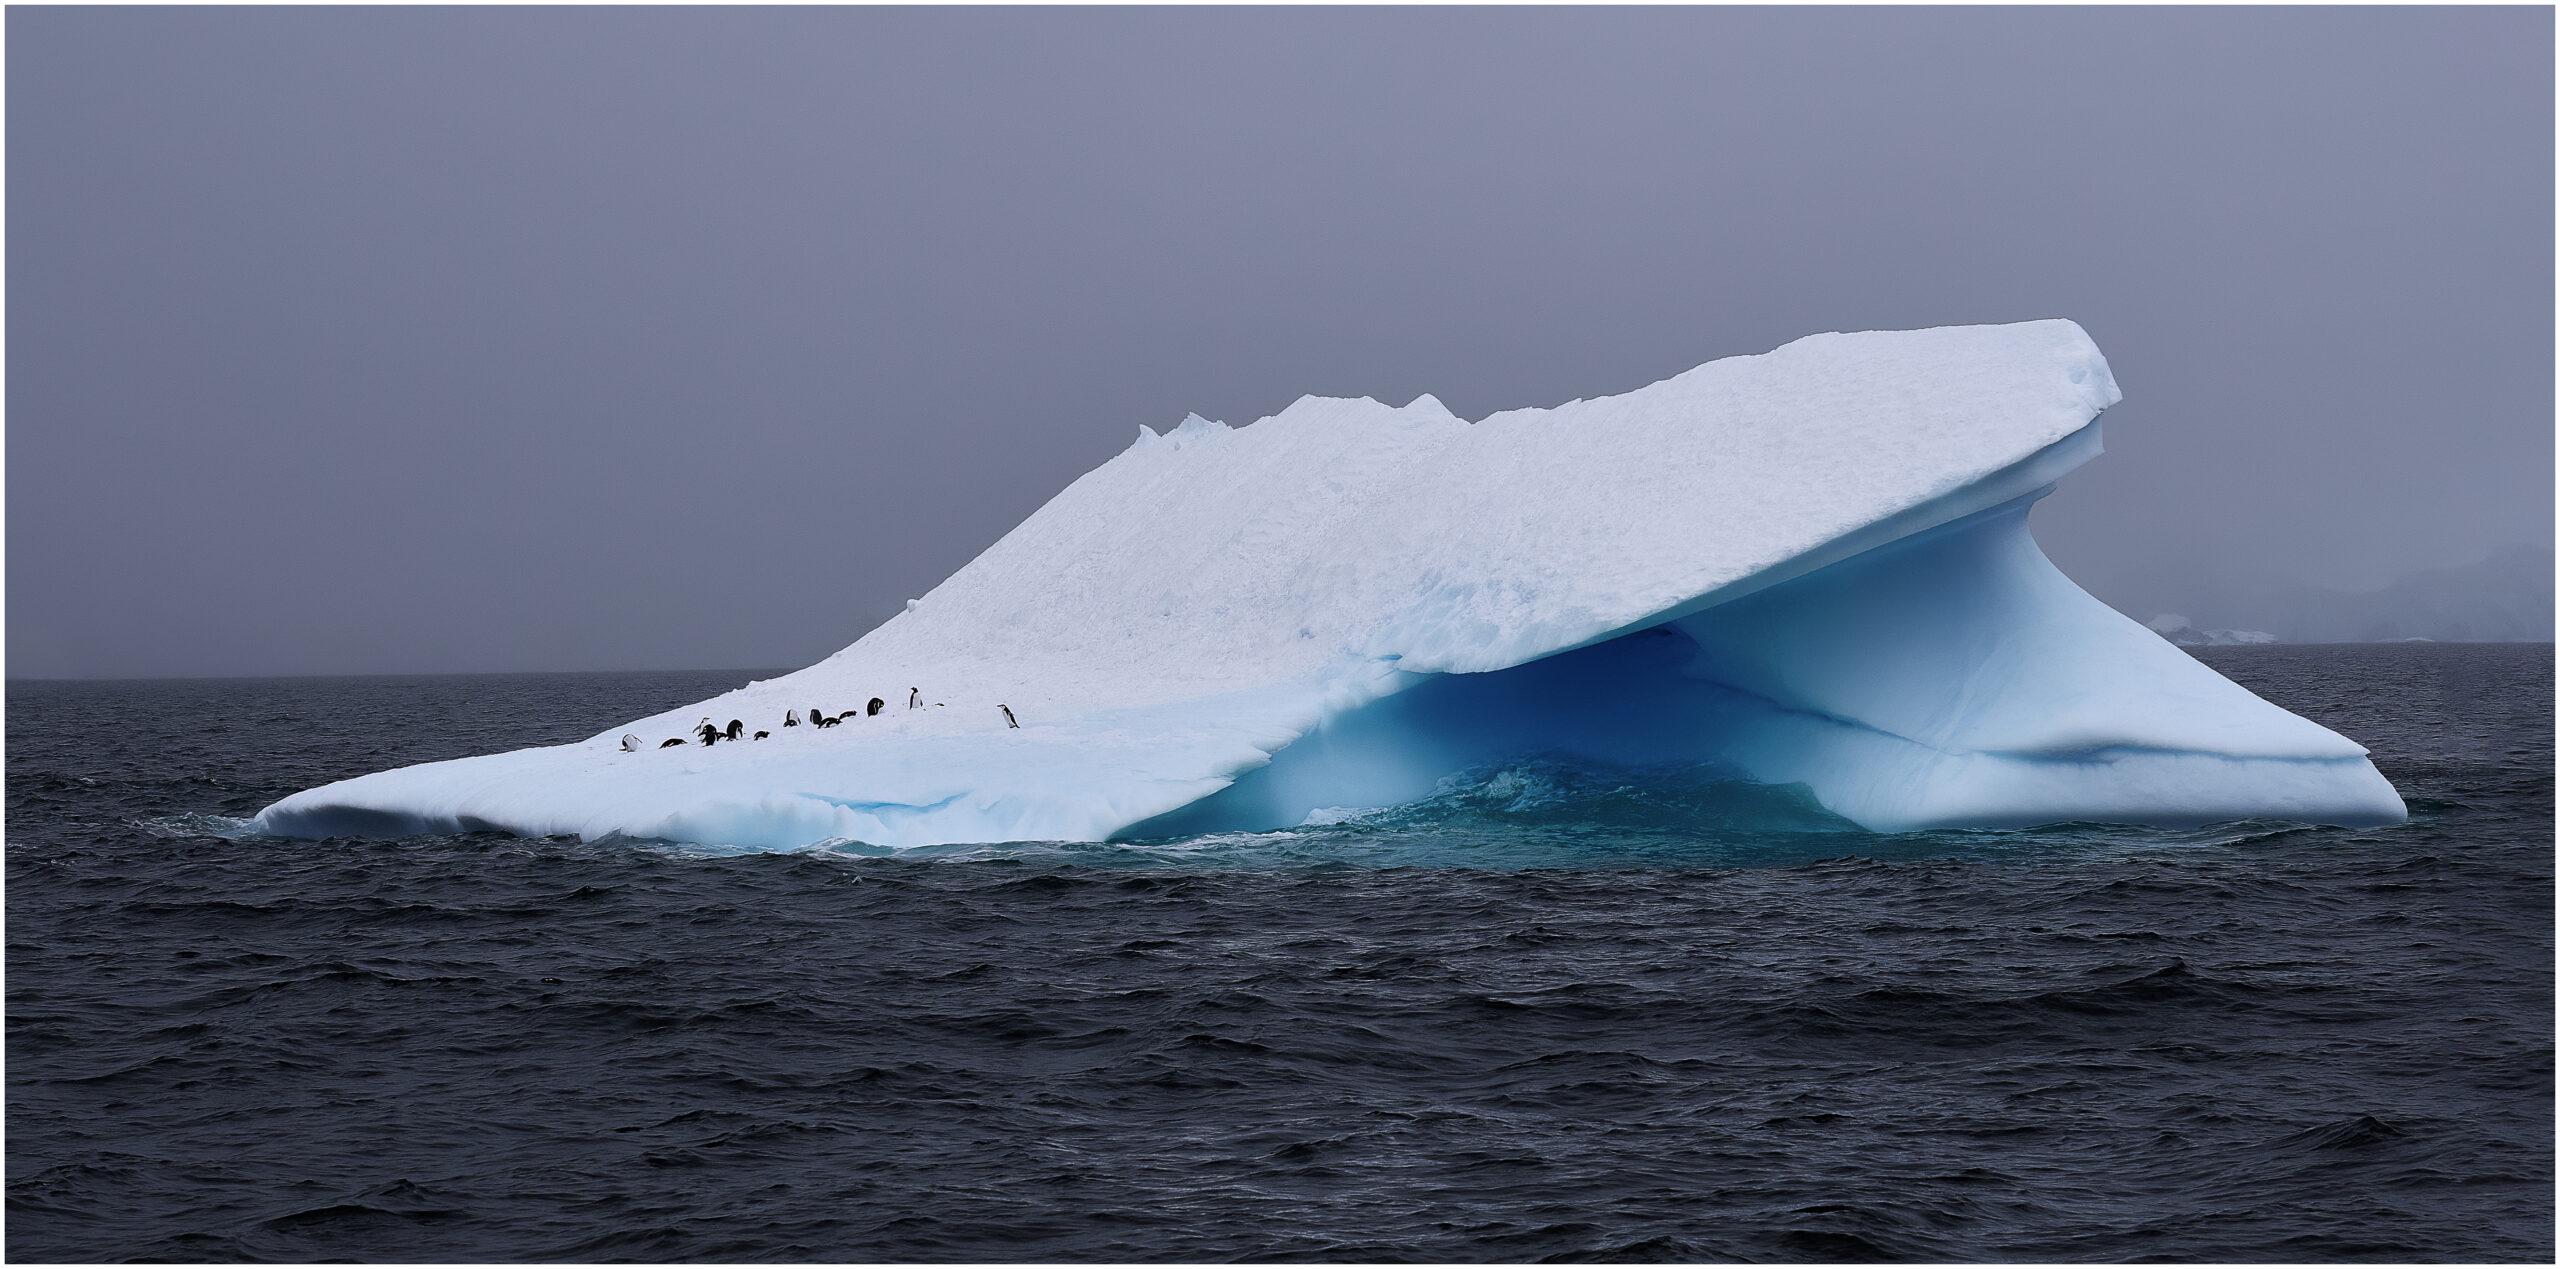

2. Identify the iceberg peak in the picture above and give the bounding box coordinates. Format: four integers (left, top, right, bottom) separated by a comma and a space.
1402, 392, 1459, 421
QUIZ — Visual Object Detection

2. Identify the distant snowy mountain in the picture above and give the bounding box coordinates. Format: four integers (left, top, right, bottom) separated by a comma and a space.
2276, 545, 2553, 643
2144, 616, 2278, 647
2124, 545, 2553, 645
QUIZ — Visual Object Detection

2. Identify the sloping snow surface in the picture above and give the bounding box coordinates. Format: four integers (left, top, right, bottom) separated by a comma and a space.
258, 321, 2406, 847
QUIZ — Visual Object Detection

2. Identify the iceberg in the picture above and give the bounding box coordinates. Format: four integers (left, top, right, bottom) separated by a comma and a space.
257, 320, 2406, 848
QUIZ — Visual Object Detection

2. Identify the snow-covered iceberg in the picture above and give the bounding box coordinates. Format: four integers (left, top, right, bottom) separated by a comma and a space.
258, 320, 2406, 847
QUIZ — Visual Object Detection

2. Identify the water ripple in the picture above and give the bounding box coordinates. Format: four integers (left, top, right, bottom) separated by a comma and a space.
5, 645, 2550, 1261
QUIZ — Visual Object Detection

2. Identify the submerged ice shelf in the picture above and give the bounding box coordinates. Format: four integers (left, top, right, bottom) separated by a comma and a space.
258, 320, 2406, 848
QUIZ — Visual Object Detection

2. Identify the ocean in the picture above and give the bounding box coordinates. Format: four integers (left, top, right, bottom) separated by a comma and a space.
7, 643, 2550, 1261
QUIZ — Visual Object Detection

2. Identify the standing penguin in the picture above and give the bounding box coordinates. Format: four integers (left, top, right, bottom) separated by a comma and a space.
867, 697, 884, 716
695, 718, 720, 746
783, 711, 800, 728
908, 687, 921, 710
999, 704, 1019, 729
724, 719, 744, 741
620, 733, 642, 752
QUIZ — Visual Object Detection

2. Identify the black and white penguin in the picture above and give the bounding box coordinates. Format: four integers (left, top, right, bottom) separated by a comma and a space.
724, 719, 744, 741
999, 704, 1018, 729
867, 697, 884, 716
908, 687, 921, 710
659, 737, 686, 748
808, 708, 824, 727
783, 711, 800, 728
696, 718, 720, 746
753, 730, 769, 740
621, 733, 642, 752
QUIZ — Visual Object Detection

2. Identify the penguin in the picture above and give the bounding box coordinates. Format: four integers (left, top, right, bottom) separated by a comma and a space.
908, 687, 921, 710
620, 733, 642, 752
999, 704, 1018, 729
753, 730, 769, 740
659, 737, 686, 748
696, 718, 720, 746
867, 697, 884, 716
783, 711, 800, 728
808, 708, 824, 727
724, 719, 744, 741
835, 710, 859, 723
816, 713, 839, 728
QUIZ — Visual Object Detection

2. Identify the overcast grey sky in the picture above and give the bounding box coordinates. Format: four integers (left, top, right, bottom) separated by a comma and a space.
9, 7, 2550, 679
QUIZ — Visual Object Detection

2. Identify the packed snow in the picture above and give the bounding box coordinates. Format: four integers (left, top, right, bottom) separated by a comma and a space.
257, 320, 2406, 847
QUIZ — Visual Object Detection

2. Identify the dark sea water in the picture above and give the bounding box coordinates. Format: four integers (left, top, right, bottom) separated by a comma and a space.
8, 643, 2551, 1262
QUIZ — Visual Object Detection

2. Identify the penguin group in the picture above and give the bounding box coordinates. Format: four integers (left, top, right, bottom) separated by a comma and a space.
629, 688, 1019, 752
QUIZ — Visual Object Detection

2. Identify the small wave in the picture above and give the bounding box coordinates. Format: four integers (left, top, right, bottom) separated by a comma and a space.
1364, 758, 1861, 832
132, 813, 272, 841
1100, 760, 2343, 869
161, 761, 2355, 871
